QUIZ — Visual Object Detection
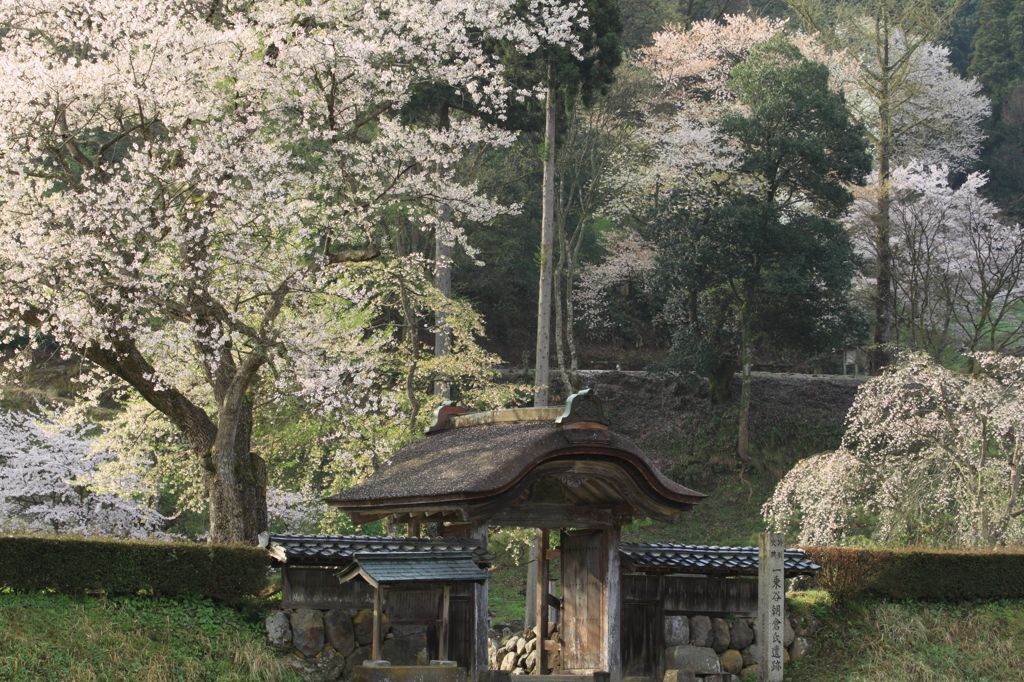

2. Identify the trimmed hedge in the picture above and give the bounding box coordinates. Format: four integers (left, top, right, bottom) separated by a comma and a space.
802, 546, 1024, 603
0, 535, 269, 601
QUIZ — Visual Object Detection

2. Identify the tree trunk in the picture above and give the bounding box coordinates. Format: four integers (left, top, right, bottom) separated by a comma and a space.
206, 394, 267, 544
708, 356, 738, 404
435, 103, 452, 397
871, 20, 895, 374
737, 299, 754, 465
534, 64, 556, 407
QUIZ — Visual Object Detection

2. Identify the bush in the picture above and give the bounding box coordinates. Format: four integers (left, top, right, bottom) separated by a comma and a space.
802, 546, 1024, 604
0, 535, 269, 601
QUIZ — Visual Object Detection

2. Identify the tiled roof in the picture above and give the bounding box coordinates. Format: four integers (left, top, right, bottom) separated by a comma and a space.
259, 533, 494, 566
349, 552, 489, 584
619, 543, 820, 577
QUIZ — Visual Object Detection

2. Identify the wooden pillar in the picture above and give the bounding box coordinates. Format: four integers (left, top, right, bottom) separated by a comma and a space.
440, 585, 451, 661
372, 584, 383, 661
470, 521, 489, 678
409, 518, 421, 538
601, 526, 621, 681
524, 542, 538, 630
534, 528, 549, 675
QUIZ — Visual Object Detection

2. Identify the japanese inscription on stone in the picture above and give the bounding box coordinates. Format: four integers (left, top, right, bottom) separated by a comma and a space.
758, 532, 784, 682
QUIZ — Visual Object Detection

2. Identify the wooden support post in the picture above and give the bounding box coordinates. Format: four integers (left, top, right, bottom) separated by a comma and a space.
534, 528, 549, 675
601, 526, 621, 681
525, 541, 538, 630
409, 518, 421, 538
548, 577, 558, 627
470, 521, 489, 679
372, 584, 383, 661
440, 585, 451, 661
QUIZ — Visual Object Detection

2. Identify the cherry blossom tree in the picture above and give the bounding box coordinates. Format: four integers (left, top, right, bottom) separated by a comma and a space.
846, 163, 1024, 360
0, 410, 166, 538
0, 0, 583, 543
764, 352, 1024, 549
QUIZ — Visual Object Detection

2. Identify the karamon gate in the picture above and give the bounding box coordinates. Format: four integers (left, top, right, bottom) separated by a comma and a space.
323, 390, 706, 680
262, 391, 815, 675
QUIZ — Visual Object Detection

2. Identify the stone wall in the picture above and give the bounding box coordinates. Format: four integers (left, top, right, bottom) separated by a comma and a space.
662, 613, 819, 681
486, 623, 561, 675
266, 608, 430, 682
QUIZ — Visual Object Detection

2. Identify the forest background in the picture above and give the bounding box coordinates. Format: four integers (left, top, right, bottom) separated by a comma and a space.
1, 0, 1023, 558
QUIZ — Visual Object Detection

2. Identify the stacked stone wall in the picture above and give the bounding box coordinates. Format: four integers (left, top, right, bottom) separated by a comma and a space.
266, 608, 430, 682
663, 613, 818, 681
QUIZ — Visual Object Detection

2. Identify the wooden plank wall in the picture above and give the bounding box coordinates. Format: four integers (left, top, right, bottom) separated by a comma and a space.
282, 567, 376, 610
661, 576, 757, 617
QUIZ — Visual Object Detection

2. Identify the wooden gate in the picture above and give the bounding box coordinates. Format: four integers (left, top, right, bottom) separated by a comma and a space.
560, 530, 605, 673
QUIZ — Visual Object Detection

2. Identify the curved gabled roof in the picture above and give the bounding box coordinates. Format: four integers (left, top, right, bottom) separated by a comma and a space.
326, 421, 705, 524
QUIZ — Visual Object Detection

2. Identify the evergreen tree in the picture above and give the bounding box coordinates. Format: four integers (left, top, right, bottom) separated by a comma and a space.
969, 0, 1024, 103
651, 37, 871, 461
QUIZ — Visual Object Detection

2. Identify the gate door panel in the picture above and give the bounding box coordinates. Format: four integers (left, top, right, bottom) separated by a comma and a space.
561, 530, 605, 672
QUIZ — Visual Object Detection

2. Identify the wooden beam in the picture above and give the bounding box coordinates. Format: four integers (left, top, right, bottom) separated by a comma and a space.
545, 549, 561, 561
492, 504, 617, 528
439, 585, 451, 661
534, 528, 549, 675
372, 585, 383, 661
351, 511, 390, 526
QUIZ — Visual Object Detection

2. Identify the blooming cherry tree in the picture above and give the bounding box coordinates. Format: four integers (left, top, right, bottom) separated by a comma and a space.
765, 352, 1024, 549
845, 163, 1024, 359
0, 0, 584, 543
0, 411, 166, 538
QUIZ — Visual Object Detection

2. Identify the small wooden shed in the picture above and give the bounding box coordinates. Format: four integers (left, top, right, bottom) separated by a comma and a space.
324, 390, 706, 680
261, 533, 495, 669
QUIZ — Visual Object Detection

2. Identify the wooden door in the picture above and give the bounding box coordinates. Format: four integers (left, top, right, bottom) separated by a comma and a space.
621, 575, 663, 679
560, 530, 605, 672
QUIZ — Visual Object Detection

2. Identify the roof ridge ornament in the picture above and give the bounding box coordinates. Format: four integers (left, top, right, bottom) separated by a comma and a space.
555, 388, 609, 426
425, 401, 469, 434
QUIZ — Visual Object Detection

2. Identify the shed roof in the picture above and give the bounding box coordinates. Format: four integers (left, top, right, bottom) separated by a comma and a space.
337, 552, 489, 586
619, 543, 820, 577
258, 532, 494, 567
325, 421, 704, 523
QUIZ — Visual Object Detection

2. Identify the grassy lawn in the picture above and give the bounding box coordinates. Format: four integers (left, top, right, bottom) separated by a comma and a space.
0, 593, 299, 682
786, 595, 1024, 682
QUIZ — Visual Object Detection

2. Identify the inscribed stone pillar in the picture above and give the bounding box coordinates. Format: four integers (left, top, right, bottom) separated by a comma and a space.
757, 533, 784, 682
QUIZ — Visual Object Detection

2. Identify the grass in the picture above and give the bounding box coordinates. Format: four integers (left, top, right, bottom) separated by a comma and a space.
786, 594, 1024, 682
0, 592, 300, 682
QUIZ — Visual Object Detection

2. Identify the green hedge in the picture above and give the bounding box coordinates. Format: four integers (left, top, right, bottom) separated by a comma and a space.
0, 535, 269, 601
803, 546, 1024, 603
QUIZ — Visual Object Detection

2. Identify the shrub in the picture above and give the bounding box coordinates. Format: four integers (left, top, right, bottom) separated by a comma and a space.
800, 546, 883, 606
0, 535, 268, 602
802, 546, 1024, 604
